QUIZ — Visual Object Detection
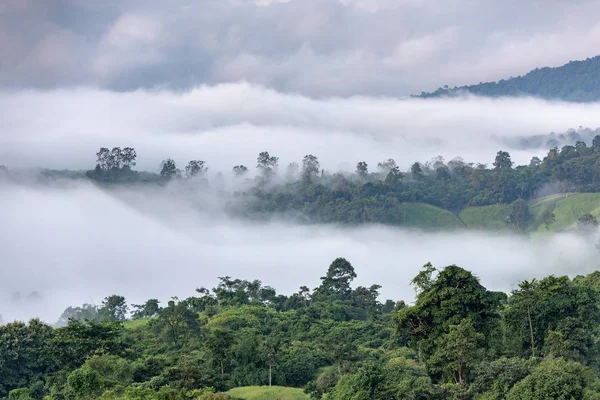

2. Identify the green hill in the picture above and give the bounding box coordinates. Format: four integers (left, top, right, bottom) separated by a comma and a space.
227, 386, 309, 400
529, 193, 600, 232
416, 55, 600, 102
459, 204, 512, 231
397, 203, 464, 230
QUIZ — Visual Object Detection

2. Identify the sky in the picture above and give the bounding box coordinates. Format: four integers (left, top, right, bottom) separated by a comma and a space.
2, 0, 600, 96
3, 0, 600, 323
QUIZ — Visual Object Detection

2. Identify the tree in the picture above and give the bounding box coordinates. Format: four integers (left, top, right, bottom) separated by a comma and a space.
578, 213, 598, 234
377, 159, 397, 174
232, 165, 248, 177
131, 299, 160, 320
206, 328, 235, 378
98, 295, 128, 322
507, 358, 595, 400
261, 336, 282, 387
529, 156, 542, 167
506, 199, 530, 233
301, 154, 320, 181
505, 275, 600, 362
395, 265, 505, 360
56, 304, 100, 326
410, 262, 437, 294
493, 150, 513, 172
67, 368, 102, 399
95, 148, 110, 171
0, 319, 55, 398
384, 166, 403, 186
121, 147, 137, 168
285, 162, 299, 181
428, 319, 485, 384
509, 279, 539, 358
256, 151, 279, 182
160, 159, 178, 179
356, 161, 368, 177
411, 162, 423, 179
542, 210, 556, 230
108, 147, 123, 169
153, 298, 200, 349
185, 160, 207, 178
317, 257, 357, 299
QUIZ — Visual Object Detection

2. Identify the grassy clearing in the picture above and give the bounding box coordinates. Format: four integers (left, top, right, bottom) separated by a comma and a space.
399, 203, 464, 230
458, 204, 511, 231
123, 318, 151, 329
529, 193, 600, 232
227, 386, 309, 400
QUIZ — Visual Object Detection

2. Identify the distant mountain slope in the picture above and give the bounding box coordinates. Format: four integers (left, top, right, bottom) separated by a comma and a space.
416, 56, 600, 102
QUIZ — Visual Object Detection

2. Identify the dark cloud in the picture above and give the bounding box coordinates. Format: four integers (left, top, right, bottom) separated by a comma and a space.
2, 0, 600, 95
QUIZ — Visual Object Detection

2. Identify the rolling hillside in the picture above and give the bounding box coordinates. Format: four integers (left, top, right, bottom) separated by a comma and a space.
416, 56, 600, 102
401, 193, 600, 233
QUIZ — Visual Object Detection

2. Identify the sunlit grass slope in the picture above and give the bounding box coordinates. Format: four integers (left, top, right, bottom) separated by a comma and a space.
226, 386, 309, 400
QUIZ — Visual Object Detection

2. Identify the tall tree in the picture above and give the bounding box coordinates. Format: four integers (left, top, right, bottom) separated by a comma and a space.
232, 165, 248, 177
509, 279, 539, 358
301, 154, 320, 181
95, 148, 110, 171
428, 319, 485, 384
99, 295, 128, 322
160, 159, 178, 179
316, 258, 357, 299
356, 161, 368, 177
121, 147, 137, 168
185, 160, 207, 178
256, 151, 279, 182
493, 151, 513, 172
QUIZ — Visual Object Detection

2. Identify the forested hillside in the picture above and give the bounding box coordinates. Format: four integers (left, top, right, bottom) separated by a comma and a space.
66, 135, 600, 233
4, 259, 600, 399
416, 56, 600, 102
6, 135, 600, 233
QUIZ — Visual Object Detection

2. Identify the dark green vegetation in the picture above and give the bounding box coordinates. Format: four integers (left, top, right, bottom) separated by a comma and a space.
4, 258, 600, 399
416, 55, 600, 102
77, 136, 600, 233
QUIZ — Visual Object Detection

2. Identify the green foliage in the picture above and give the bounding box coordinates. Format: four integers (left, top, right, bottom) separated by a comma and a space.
506, 358, 596, 400
0, 319, 55, 398
427, 319, 485, 384
395, 264, 505, 362
8, 388, 32, 400
6, 260, 600, 400
67, 368, 102, 399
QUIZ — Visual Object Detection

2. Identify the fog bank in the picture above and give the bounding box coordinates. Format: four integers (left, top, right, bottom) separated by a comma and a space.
3, 85, 600, 174
1, 180, 597, 323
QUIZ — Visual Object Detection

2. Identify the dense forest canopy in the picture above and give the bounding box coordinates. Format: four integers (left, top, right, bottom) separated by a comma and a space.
416, 56, 600, 102
3, 259, 600, 399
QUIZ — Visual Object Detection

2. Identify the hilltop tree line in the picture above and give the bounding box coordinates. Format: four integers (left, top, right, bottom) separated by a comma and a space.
416, 55, 600, 102
80, 136, 600, 231
4, 259, 600, 399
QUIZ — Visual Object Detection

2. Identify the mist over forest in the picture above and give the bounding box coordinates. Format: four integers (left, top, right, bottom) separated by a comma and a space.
7, 1, 600, 399
3, 87, 600, 324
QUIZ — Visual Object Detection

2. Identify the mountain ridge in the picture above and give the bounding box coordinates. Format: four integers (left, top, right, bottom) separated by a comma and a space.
416, 55, 600, 102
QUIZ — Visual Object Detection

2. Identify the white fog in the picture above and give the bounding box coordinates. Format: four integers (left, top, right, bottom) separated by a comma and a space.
1, 176, 597, 323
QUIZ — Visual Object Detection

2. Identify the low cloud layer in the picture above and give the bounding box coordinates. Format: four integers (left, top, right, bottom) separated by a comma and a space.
2, 0, 600, 95
1, 179, 598, 323
3, 85, 600, 174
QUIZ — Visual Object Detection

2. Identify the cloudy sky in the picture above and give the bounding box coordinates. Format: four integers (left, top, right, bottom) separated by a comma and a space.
2, 0, 600, 96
